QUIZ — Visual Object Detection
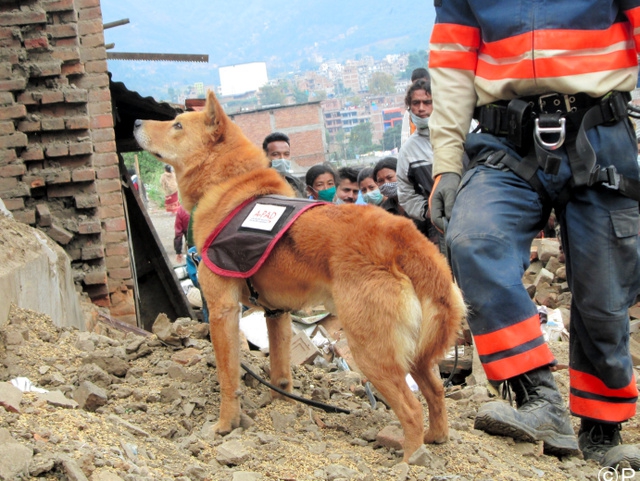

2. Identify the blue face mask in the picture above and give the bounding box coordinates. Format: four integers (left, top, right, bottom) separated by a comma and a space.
271, 158, 291, 174
316, 186, 336, 202
363, 188, 384, 205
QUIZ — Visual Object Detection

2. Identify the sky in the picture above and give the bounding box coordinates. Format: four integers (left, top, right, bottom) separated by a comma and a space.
100, 1, 435, 100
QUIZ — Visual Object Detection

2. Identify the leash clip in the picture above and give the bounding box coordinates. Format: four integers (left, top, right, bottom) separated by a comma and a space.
534, 116, 566, 150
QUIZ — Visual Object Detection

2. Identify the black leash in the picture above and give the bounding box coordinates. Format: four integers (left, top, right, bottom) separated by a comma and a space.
240, 362, 351, 414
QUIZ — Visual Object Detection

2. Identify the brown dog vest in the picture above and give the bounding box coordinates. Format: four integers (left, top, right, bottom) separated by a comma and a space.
202, 195, 325, 278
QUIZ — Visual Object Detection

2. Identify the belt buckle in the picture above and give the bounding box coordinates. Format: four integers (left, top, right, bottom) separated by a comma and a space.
538, 93, 574, 114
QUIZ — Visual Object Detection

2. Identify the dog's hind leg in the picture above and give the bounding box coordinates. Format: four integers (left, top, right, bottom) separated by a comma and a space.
265, 312, 293, 400
410, 354, 449, 445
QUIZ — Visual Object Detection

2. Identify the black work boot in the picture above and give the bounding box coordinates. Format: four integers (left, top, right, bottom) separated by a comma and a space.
474, 367, 579, 456
578, 420, 640, 469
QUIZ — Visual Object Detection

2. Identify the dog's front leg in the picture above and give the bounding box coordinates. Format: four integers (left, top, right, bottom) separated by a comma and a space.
209, 302, 242, 435
266, 312, 293, 400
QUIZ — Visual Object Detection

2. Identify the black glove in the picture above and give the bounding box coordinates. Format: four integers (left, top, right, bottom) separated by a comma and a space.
429, 173, 461, 232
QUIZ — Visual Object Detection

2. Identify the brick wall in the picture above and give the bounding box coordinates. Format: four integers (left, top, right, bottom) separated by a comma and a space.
230, 102, 327, 170
0, 0, 135, 325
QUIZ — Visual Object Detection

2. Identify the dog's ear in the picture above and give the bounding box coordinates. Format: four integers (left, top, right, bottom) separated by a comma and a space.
203, 90, 224, 129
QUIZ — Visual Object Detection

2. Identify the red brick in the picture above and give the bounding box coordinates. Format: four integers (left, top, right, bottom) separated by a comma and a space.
77, 18, 102, 36
65, 116, 90, 130
68, 141, 92, 156
83, 269, 107, 285
63, 88, 88, 103
0, 132, 28, 148
74, 193, 99, 208
90, 128, 114, 142
24, 36, 50, 51
99, 192, 122, 206
72, 168, 95, 182
70, 73, 108, 90
98, 203, 123, 219
96, 179, 120, 194
23, 174, 45, 188
103, 217, 126, 232
47, 23, 77, 39
44, 0, 75, 12
90, 113, 113, 129
45, 170, 71, 184
84, 60, 108, 74
41, 117, 65, 131
78, 219, 101, 234
20, 146, 44, 161
105, 242, 129, 257
0, 164, 25, 177
82, 246, 104, 260
107, 267, 132, 280
88, 89, 110, 103
0, 104, 26, 120
12, 208, 36, 225
0, 10, 47, 26
61, 62, 84, 76
17, 119, 41, 132
47, 223, 74, 244
2, 197, 24, 210
0, 78, 28, 91
96, 165, 118, 180
93, 140, 116, 154
29, 61, 62, 77
40, 90, 65, 104
35, 203, 51, 226
91, 152, 117, 167
80, 33, 105, 49
0, 121, 14, 135
45, 143, 69, 158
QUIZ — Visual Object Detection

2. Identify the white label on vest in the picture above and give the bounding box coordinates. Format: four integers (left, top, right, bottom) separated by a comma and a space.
241, 203, 287, 231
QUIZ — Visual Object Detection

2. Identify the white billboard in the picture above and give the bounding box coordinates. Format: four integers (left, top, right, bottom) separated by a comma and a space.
219, 62, 268, 97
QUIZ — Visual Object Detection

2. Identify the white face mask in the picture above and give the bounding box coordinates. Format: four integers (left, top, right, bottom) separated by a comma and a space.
271, 158, 291, 174
410, 112, 430, 131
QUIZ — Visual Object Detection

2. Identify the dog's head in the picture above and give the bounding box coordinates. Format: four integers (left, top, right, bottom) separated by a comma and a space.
134, 90, 270, 208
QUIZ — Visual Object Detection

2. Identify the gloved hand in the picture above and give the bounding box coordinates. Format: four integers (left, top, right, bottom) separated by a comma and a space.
428, 173, 461, 233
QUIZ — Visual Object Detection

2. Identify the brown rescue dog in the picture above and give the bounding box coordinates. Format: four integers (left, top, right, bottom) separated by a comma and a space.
133, 91, 466, 462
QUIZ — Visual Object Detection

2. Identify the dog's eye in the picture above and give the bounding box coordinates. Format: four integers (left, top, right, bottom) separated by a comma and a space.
173, 122, 182, 130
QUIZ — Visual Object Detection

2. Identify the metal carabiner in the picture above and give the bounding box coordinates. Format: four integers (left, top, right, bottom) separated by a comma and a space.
534, 117, 566, 150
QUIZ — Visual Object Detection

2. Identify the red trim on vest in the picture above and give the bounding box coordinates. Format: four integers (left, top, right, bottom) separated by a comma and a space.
201, 196, 324, 278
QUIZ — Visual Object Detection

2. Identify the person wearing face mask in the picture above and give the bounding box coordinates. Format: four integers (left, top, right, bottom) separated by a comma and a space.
262, 132, 306, 198
372, 157, 404, 216
396, 79, 440, 246
305, 163, 338, 202
357, 167, 384, 206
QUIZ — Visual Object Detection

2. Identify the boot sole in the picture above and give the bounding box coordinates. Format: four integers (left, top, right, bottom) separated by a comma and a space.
475, 412, 580, 457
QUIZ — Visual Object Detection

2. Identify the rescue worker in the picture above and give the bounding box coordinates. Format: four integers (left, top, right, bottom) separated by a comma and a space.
428, 0, 640, 468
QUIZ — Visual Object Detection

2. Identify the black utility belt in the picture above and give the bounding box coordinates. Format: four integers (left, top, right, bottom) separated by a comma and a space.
474, 91, 630, 152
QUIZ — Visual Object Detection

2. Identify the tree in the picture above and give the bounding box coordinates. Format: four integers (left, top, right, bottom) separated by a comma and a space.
402, 50, 429, 79
369, 72, 396, 95
382, 124, 402, 151
348, 122, 374, 158
259, 85, 286, 106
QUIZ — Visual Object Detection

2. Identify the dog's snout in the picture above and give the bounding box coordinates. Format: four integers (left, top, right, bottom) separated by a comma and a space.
134, 119, 142, 129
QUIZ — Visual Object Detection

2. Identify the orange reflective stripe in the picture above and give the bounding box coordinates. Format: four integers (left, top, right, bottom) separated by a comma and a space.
429, 50, 477, 71
474, 314, 543, 356
570, 369, 639, 399
570, 393, 636, 423
482, 344, 555, 381
476, 50, 637, 81
430, 23, 480, 48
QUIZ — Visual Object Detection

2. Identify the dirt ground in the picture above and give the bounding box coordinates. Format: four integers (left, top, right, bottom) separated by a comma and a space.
0, 204, 638, 480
